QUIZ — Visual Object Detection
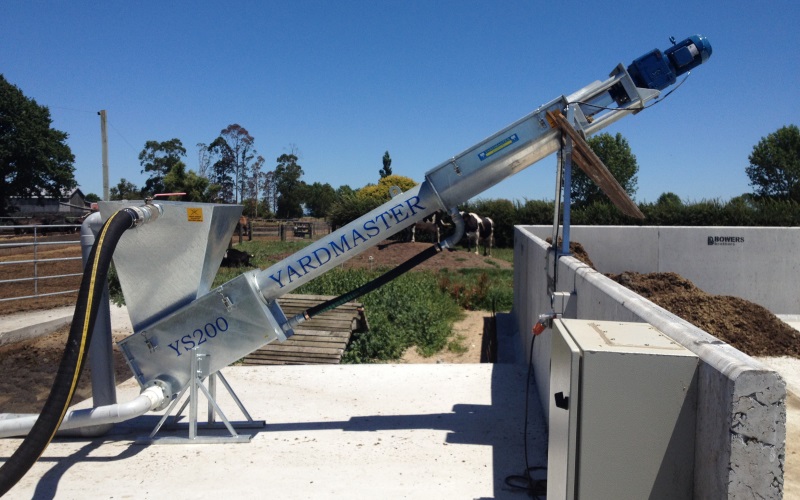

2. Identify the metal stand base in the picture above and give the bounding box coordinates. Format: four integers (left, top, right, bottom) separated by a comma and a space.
137, 349, 264, 445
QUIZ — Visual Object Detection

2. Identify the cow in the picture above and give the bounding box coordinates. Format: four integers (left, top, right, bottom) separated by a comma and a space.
234, 215, 250, 240
221, 248, 253, 267
461, 212, 494, 256
409, 212, 449, 243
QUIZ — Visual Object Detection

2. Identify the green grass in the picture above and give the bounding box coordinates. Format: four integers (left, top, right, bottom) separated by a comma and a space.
447, 334, 470, 354
212, 240, 313, 287
297, 268, 463, 362
489, 247, 514, 264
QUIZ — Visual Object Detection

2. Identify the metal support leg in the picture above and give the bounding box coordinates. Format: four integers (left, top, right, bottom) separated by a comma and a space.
137, 348, 264, 445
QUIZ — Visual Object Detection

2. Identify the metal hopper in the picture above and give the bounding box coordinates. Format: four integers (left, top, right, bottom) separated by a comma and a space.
98, 200, 243, 332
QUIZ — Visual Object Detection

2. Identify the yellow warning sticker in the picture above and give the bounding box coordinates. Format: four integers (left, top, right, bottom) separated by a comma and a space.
187, 207, 204, 222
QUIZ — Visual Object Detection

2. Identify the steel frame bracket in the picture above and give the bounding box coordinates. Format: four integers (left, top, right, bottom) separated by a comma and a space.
136, 348, 264, 445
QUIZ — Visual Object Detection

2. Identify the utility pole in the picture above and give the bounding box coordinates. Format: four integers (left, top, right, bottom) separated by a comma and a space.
98, 110, 109, 200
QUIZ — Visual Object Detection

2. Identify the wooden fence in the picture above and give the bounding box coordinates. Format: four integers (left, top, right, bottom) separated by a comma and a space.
234, 218, 332, 243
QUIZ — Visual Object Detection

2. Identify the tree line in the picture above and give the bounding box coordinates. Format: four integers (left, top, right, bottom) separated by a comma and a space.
115, 129, 323, 219
112, 130, 402, 220
460, 195, 800, 249
2, 73, 799, 229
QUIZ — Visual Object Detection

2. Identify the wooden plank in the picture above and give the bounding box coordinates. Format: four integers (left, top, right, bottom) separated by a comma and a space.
284, 312, 359, 322
283, 334, 348, 342
240, 294, 363, 366
258, 345, 342, 355
283, 338, 343, 345
280, 339, 345, 347
291, 330, 350, 339
283, 318, 355, 328
244, 359, 337, 365
285, 334, 347, 342
546, 110, 644, 219
247, 350, 341, 359
248, 349, 342, 358
291, 315, 354, 323
277, 300, 326, 308
281, 293, 362, 305
244, 354, 341, 362
278, 306, 357, 316
279, 310, 359, 321
300, 320, 353, 332
280, 309, 358, 320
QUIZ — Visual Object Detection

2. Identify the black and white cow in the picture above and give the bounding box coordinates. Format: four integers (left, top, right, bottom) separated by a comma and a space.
461, 212, 494, 256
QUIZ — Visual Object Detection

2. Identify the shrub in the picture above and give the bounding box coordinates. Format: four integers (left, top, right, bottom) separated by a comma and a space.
436, 268, 513, 311
297, 269, 461, 362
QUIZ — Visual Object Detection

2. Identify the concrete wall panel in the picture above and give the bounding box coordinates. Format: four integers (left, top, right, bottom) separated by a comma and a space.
526, 225, 659, 274
525, 226, 800, 315
512, 226, 786, 499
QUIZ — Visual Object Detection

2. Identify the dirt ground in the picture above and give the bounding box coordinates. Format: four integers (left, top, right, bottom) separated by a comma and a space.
399, 309, 489, 364
276, 239, 513, 272
0, 325, 131, 414
0, 232, 82, 315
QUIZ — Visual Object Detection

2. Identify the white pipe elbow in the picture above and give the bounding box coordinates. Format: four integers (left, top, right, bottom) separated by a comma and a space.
0, 386, 167, 438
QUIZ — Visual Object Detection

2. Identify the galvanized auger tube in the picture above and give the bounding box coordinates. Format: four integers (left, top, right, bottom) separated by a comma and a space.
0, 203, 166, 497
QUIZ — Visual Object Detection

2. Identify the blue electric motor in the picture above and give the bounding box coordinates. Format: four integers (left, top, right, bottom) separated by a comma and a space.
628, 34, 712, 91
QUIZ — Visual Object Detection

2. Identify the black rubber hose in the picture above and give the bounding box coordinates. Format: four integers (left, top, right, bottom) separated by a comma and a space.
300, 243, 443, 321
0, 209, 136, 497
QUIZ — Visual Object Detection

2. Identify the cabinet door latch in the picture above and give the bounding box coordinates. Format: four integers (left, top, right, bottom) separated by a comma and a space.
554, 391, 569, 410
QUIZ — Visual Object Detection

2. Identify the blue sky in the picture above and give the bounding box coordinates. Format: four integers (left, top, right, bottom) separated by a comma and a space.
2, 1, 798, 205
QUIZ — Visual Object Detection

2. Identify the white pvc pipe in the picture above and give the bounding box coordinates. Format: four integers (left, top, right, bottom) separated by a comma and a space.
439, 208, 465, 250
0, 386, 166, 438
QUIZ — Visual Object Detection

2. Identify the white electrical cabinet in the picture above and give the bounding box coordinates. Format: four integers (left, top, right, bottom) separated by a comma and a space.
547, 319, 698, 499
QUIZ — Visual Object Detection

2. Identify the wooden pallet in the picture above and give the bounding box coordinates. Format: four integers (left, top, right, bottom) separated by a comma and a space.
241, 294, 367, 366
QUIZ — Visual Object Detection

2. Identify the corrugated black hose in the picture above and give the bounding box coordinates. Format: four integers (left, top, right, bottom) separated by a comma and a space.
298, 243, 443, 323
0, 209, 139, 497
288, 210, 465, 328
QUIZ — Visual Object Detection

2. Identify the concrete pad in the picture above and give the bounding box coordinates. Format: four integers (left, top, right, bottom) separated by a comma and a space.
0, 363, 547, 499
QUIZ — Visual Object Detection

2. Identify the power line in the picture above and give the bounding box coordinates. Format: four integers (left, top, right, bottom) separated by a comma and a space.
106, 118, 139, 154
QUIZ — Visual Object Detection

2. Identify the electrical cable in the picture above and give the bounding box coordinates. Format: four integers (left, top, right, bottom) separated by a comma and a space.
0, 209, 139, 497
286, 209, 465, 329
569, 72, 691, 113
504, 332, 547, 498
293, 243, 443, 324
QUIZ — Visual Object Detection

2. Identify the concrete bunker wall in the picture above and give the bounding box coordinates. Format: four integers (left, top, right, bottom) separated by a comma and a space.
524, 225, 800, 315
512, 225, 786, 499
